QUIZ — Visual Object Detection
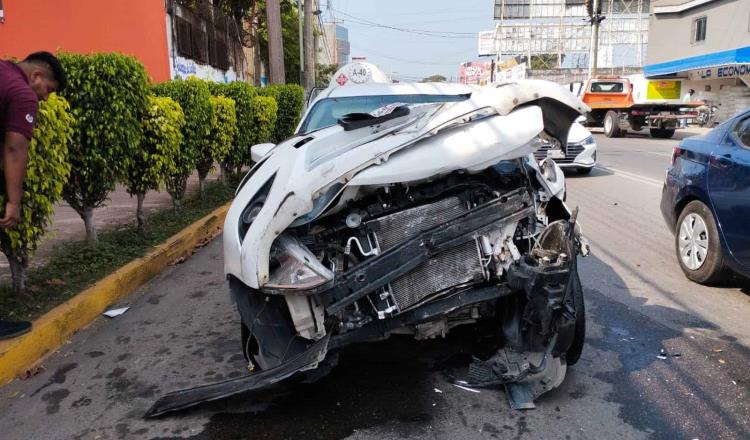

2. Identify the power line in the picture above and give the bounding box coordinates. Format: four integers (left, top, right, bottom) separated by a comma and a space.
330, 8, 477, 39
349, 43, 461, 66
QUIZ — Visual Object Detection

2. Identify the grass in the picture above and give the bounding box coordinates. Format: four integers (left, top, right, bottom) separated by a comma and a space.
0, 179, 237, 321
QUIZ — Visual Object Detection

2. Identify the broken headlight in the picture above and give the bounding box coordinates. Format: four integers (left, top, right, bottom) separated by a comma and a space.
238, 174, 275, 242
265, 235, 334, 290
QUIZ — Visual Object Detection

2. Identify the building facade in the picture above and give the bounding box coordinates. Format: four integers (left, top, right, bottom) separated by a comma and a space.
0, 0, 249, 84
645, 0, 750, 121
317, 22, 350, 67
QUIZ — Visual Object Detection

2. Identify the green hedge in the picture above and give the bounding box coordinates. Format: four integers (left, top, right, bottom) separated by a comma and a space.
258, 84, 304, 142
152, 77, 213, 204
0, 94, 74, 293
59, 53, 150, 243
209, 82, 257, 171
247, 95, 278, 160
199, 95, 237, 185
124, 96, 184, 226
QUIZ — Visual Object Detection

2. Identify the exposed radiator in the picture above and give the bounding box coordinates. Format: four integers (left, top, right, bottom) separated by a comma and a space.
366, 197, 485, 311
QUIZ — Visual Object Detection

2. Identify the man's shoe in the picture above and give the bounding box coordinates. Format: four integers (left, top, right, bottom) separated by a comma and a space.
0, 319, 32, 340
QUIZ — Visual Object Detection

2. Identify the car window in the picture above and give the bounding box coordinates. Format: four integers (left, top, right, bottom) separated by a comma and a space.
299, 94, 469, 133
590, 82, 624, 93
732, 116, 750, 149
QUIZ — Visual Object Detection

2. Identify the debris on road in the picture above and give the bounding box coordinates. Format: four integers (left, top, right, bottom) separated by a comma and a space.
453, 383, 481, 394
434, 388, 443, 394
103, 307, 129, 318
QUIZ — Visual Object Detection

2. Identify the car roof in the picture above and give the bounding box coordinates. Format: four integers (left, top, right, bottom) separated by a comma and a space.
317, 82, 475, 100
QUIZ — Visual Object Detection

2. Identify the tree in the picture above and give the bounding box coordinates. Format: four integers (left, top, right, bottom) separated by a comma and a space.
527, 54, 563, 70
124, 96, 184, 229
258, 84, 304, 142
0, 94, 73, 294
420, 75, 447, 83
316, 63, 338, 88
198, 96, 238, 195
208, 81, 257, 179
60, 53, 150, 244
152, 78, 213, 209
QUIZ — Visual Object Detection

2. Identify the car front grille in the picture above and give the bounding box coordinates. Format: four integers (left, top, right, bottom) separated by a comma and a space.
533, 142, 585, 164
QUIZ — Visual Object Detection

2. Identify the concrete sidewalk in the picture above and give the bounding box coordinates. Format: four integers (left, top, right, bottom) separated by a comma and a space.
0, 171, 219, 278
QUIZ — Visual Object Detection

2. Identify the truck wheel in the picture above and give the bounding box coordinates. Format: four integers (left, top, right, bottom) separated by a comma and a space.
650, 128, 675, 139
675, 201, 730, 284
603, 111, 621, 138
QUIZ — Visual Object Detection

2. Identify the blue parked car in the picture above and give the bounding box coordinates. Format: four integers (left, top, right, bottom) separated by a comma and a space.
661, 110, 750, 284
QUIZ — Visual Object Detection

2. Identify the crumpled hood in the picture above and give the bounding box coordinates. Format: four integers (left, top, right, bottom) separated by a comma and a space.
224, 81, 588, 289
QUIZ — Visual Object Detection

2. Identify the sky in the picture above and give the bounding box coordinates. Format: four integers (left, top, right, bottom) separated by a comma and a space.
321, 0, 496, 82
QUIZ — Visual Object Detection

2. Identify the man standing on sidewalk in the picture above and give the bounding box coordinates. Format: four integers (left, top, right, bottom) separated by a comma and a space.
0, 51, 66, 339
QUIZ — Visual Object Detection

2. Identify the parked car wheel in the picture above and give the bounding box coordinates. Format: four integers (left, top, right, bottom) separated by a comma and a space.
650, 128, 675, 139
603, 111, 621, 138
675, 201, 729, 284
577, 167, 593, 175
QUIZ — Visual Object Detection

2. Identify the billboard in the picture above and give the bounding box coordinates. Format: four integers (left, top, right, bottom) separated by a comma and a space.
459, 60, 494, 85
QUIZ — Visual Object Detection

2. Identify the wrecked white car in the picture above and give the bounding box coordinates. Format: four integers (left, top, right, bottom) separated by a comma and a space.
147, 80, 591, 416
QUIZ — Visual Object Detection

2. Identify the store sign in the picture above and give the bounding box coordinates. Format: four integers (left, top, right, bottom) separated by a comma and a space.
647, 80, 682, 100
689, 64, 750, 80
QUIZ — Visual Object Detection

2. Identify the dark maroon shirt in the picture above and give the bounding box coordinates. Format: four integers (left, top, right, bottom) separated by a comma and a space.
0, 60, 39, 146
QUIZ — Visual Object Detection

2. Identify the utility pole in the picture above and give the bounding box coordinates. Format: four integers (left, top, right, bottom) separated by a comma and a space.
303, 0, 316, 92
298, 0, 304, 85
266, 0, 285, 84
587, 0, 604, 78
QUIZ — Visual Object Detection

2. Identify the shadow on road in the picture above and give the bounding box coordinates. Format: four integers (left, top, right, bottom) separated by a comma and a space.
150, 255, 749, 440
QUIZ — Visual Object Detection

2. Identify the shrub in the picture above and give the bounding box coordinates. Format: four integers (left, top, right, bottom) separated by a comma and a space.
244, 95, 277, 169
209, 82, 257, 177
124, 96, 184, 228
197, 95, 237, 195
152, 77, 213, 208
258, 84, 304, 142
59, 53, 150, 243
0, 94, 73, 294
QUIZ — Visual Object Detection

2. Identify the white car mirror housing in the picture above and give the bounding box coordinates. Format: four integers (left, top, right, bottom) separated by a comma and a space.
251, 143, 277, 163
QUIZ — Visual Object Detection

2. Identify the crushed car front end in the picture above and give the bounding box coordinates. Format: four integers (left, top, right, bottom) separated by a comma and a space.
147, 81, 591, 416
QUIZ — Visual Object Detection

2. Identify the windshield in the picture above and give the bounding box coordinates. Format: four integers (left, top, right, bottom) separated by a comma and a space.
590, 82, 625, 93
299, 93, 469, 133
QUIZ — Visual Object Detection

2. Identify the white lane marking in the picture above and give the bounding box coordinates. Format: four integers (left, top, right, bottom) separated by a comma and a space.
594, 165, 663, 188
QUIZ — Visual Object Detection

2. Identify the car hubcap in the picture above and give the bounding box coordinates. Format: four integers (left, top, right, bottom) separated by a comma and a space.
605, 117, 612, 133
678, 213, 709, 270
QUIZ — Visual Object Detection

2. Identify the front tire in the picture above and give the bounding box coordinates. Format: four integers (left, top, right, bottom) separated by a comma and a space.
675, 201, 729, 284
565, 269, 586, 366
604, 111, 622, 138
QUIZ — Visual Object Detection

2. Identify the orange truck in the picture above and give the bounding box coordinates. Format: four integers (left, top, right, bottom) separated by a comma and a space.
571, 75, 702, 139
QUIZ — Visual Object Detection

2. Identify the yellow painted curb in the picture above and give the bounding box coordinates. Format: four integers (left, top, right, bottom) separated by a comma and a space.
0, 203, 230, 385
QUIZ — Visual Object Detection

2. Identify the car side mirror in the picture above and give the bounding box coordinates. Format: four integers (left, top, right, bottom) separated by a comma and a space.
250, 143, 276, 163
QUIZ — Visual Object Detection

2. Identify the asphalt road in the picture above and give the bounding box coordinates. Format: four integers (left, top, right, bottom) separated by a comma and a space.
0, 129, 748, 440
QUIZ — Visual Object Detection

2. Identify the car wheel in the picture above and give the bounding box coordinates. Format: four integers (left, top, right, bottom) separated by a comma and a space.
565, 268, 586, 366
577, 167, 593, 175
675, 201, 729, 284
603, 111, 621, 138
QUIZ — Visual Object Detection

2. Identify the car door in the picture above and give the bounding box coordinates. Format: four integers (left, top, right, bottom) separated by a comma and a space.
707, 112, 750, 268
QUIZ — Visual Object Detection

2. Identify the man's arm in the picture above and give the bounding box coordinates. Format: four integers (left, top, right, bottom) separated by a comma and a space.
0, 131, 30, 227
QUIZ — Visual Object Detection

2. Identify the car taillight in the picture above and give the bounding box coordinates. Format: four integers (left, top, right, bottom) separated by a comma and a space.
671, 147, 683, 165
